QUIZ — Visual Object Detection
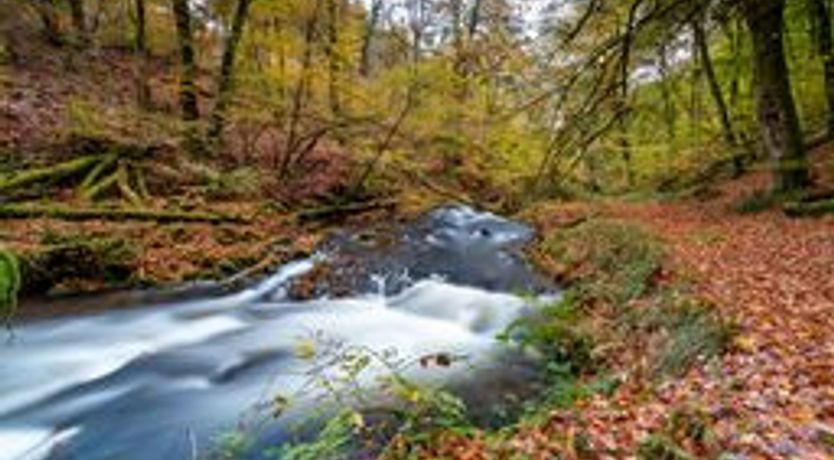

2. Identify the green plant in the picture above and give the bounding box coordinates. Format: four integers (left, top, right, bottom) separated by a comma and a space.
735, 189, 778, 214
263, 336, 474, 460
0, 249, 21, 324
502, 293, 596, 375
271, 410, 361, 460
636, 435, 696, 460
207, 167, 263, 200
540, 219, 664, 306
626, 290, 734, 378
211, 430, 253, 460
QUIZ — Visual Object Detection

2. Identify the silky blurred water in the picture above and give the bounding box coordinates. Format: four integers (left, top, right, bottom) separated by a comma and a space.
0, 206, 550, 460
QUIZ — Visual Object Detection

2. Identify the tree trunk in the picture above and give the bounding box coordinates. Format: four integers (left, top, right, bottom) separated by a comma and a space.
658, 42, 677, 169
208, 0, 253, 140
280, 0, 322, 175
134, 0, 151, 109
35, 0, 63, 46
67, 0, 87, 43
742, 0, 810, 192
171, 0, 200, 122
617, 0, 643, 188
807, 0, 834, 137
325, 0, 342, 117
135, 0, 147, 56
692, 17, 744, 176
359, 0, 383, 77
468, 0, 484, 38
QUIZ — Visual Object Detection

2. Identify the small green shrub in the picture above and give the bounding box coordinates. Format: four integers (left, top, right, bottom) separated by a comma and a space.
207, 167, 263, 200
272, 410, 360, 460
211, 431, 253, 460
637, 435, 696, 460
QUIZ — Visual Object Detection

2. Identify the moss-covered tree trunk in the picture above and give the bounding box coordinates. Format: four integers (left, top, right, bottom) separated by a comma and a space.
742, 0, 810, 193
208, 0, 253, 141
807, 0, 834, 138
171, 0, 200, 122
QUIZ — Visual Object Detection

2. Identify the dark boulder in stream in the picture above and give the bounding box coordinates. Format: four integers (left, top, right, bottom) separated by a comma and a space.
0, 206, 554, 460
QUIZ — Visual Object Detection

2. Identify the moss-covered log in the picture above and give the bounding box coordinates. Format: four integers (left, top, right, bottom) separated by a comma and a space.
0, 204, 250, 224
784, 199, 834, 217
0, 156, 101, 194
18, 238, 138, 295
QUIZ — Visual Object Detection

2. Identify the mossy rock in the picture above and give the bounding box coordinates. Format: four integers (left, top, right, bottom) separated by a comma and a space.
19, 237, 139, 295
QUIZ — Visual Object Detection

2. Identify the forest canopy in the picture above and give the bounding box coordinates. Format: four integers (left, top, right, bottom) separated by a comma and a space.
1, 0, 830, 211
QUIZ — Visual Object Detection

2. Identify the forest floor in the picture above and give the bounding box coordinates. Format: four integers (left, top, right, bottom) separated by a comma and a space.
481, 147, 834, 459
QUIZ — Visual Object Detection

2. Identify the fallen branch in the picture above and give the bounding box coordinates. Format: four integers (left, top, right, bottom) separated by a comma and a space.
0, 204, 250, 224
783, 199, 834, 218
297, 199, 397, 223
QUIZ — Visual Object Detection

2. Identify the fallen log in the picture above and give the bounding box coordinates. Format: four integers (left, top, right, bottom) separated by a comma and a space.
296, 199, 397, 223
0, 156, 101, 194
783, 199, 834, 218
0, 204, 250, 224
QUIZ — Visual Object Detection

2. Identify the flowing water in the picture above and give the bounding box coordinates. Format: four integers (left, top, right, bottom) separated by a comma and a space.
0, 206, 552, 460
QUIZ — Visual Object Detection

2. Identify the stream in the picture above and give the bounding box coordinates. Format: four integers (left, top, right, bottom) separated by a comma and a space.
0, 206, 553, 460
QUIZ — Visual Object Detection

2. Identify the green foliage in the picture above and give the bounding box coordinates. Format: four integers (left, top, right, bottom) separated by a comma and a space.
636, 435, 696, 460
540, 219, 664, 306
207, 167, 263, 200
257, 337, 474, 460
502, 293, 596, 375
625, 289, 734, 378
735, 189, 780, 214
0, 248, 21, 322
271, 410, 360, 460
211, 430, 253, 460
636, 405, 717, 459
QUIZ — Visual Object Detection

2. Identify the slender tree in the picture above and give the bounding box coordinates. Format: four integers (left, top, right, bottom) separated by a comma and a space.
692, 16, 744, 176
657, 41, 677, 165
67, 0, 86, 43
616, 0, 645, 188
741, 0, 810, 192
209, 0, 254, 140
134, 0, 151, 109
325, 0, 343, 117
360, 0, 383, 77
468, 0, 484, 37
171, 0, 200, 121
